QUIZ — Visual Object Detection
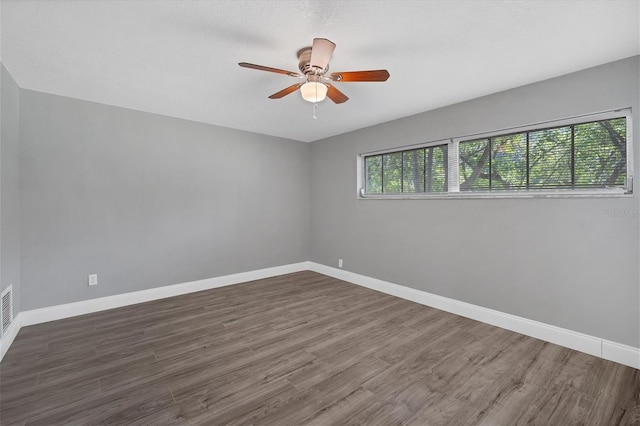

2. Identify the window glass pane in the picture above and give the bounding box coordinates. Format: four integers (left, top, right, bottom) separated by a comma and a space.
361, 112, 628, 196
574, 118, 626, 187
491, 133, 527, 190
459, 139, 490, 191
383, 152, 403, 193
402, 149, 425, 192
528, 126, 572, 188
365, 155, 382, 193
425, 144, 448, 192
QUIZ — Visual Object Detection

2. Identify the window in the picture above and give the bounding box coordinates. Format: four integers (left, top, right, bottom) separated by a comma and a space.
459, 118, 627, 191
359, 109, 632, 198
365, 144, 448, 194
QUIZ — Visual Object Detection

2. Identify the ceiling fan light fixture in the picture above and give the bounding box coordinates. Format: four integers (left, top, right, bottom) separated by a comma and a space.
300, 81, 328, 103
240, 37, 388, 105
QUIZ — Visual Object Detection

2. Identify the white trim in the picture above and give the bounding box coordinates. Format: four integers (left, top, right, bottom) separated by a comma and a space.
20, 262, 310, 327
0, 262, 308, 361
448, 140, 459, 193
602, 340, 640, 370
0, 262, 309, 361
358, 109, 630, 159
358, 188, 629, 200
625, 109, 634, 191
356, 154, 363, 198
361, 138, 450, 158
307, 262, 639, 370
451, 108, 631, 143
0, 312, 22, 361
2, 261, 638, 370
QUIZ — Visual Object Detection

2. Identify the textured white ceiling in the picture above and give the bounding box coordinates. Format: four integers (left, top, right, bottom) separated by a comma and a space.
1, 0, 639, 142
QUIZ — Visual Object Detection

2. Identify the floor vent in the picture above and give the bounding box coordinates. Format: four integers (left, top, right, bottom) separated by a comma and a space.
1, 286, 13, 334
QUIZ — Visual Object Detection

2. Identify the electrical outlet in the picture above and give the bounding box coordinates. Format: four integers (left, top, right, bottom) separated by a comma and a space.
88, 274, 98, 286
338, 259, 343, 268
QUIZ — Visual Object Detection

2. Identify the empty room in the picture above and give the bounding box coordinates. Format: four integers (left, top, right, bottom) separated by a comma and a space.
1, 0, 639, 424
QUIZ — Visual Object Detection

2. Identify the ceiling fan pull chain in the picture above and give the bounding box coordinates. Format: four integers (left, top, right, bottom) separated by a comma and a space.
313, 83, 318, 119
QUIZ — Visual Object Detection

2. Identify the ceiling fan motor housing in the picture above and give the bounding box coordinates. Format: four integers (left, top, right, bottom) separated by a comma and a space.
297, 48, 327, 75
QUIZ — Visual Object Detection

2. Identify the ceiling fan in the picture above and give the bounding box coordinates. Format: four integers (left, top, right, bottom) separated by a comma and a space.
239, 38, 390, 104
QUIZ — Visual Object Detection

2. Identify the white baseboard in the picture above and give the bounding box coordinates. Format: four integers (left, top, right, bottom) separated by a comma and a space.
307, 262, 640, 370
3, 261, 638, 370
602, 340, 640, 369
0, 312, 23, 361
0, 262, 310, 362
21, 262, 310, 328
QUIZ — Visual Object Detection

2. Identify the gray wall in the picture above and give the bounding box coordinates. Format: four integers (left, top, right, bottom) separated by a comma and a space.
19, 91, 310, 310
1, 63, 21, 320
6, 55, 639, 348
310, 56, 640, 347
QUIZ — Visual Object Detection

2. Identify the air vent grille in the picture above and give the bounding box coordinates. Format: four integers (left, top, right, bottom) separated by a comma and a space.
1, 286, 13, 334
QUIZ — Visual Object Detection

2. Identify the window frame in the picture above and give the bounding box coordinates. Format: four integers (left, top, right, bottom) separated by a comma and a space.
357, 108, 633, 199
362, 140, 451, 195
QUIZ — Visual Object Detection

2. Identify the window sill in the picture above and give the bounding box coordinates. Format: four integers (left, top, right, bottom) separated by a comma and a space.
358, 188, 632, 200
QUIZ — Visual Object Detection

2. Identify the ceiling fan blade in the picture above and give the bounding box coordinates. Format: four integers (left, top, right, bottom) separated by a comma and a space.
310, 38, 336, 70
329, 69, 390, 82
239, 62, 301, 77
325, 83, 349, 104
268, 83, 304, 99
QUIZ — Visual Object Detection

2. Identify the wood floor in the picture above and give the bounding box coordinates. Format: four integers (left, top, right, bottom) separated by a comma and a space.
1, 271, 638, 425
